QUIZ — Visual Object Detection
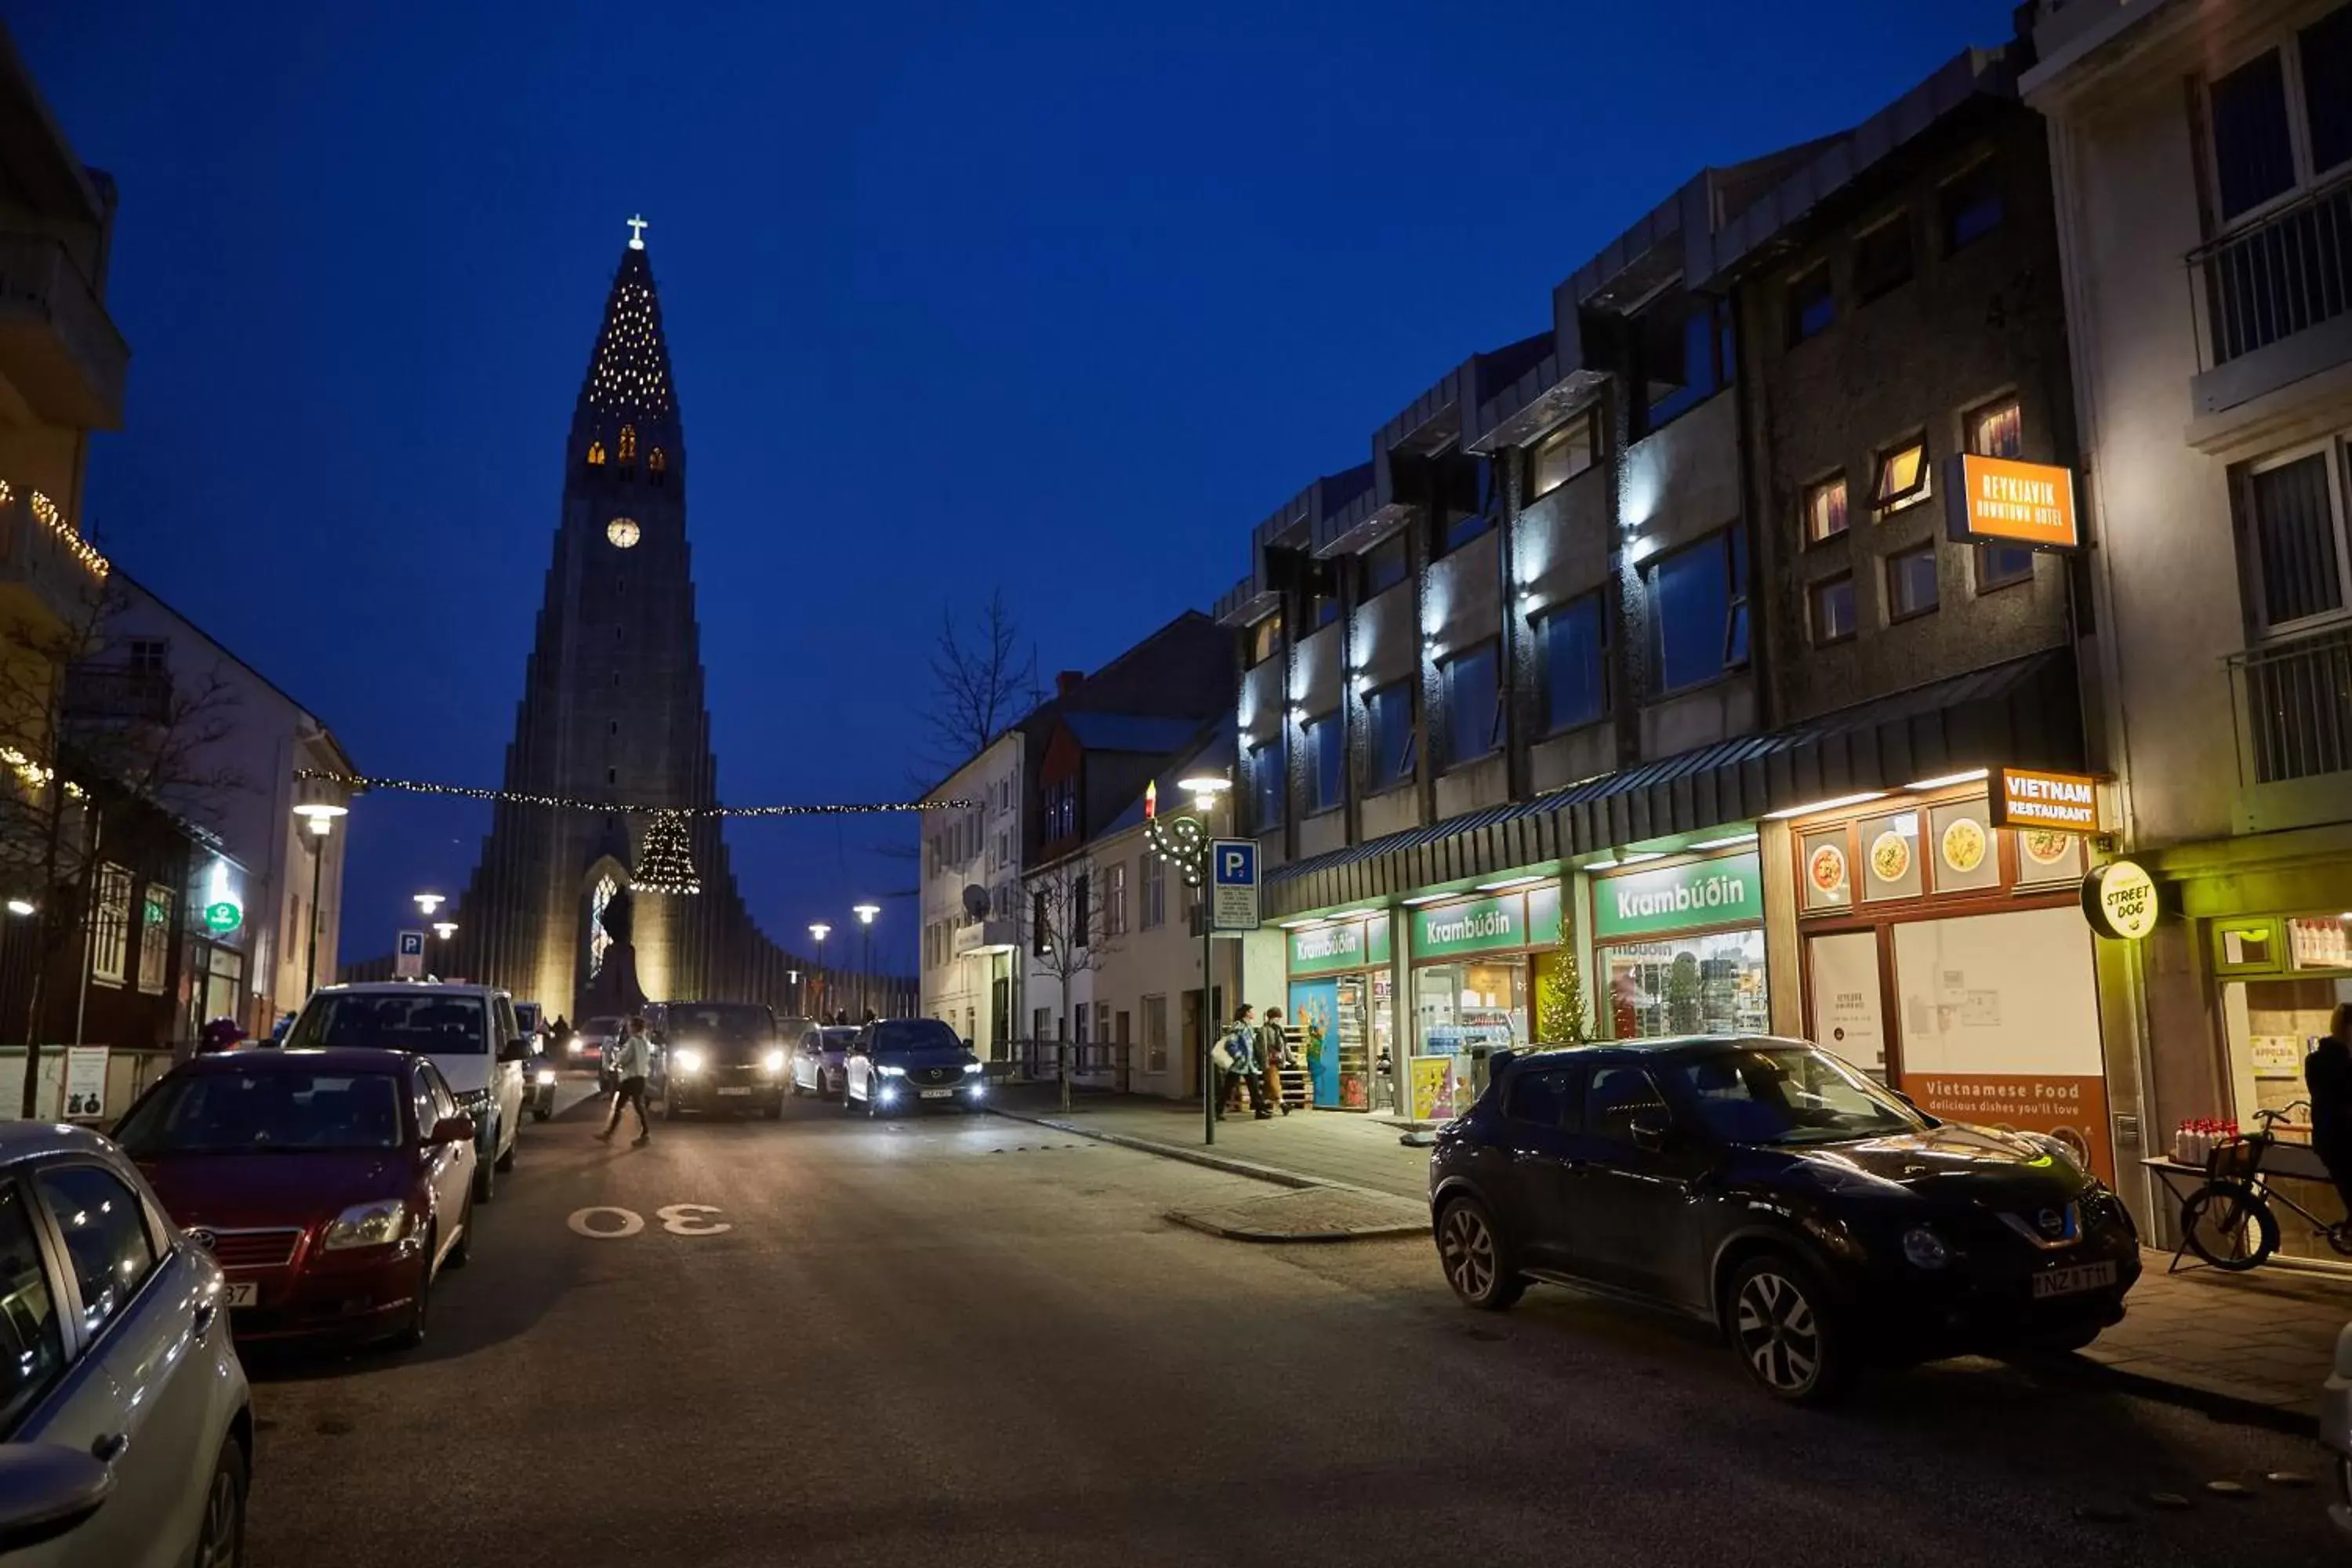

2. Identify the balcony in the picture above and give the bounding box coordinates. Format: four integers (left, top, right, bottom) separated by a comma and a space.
0, 481, 107, 633
63, 665, 173, 728
0, 232, 128, 432
2227, 623, 2352, 833
2188, 169, 2352, 420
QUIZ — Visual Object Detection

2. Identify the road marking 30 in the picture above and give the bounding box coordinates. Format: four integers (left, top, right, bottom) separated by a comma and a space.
566, 1204, 731, 1239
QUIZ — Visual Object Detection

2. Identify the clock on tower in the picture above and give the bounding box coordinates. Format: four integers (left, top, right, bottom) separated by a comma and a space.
606, 517, 641, 550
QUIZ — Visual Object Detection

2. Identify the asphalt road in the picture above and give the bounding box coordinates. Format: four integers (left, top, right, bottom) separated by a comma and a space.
238, 1083, 2347, 1567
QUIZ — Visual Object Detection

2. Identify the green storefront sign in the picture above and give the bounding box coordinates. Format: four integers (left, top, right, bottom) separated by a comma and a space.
1289, 913, 1393, 976
1592, 851, 1762, 941
1414, 894, 1527, 959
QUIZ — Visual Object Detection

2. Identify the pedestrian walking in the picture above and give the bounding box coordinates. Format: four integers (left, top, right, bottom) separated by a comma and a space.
1213, 1004, 1269, 1121
1259, 1007, 1292, 1116
2306, 1004, 2352, 1232
597, 1013, 654, 1146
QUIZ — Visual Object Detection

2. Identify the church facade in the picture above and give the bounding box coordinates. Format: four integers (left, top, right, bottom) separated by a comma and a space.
445, 225, 807, 1018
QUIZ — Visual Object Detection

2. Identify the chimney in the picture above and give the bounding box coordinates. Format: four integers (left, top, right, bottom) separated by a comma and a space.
1054, 670, 1083, 699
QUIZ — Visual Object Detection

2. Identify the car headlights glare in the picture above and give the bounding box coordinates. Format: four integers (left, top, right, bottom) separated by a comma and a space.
672, 1047, 706, 1074
763, 1049, 786, 1073
876, 1063, 907, 1077
1900, 1226, 1951, 1270
963, 1062, 984, 1075
535, 1069, 557, 1087
321, 1200, 410, 1251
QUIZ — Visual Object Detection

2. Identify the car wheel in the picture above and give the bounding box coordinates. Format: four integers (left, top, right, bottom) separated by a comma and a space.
1726, 1253, 1846, 1404
2180, 1182, 2278, 1271
472, 1149, 495, 1205
1436, 1196, 1523, 1311
446, 1198, 473, 1269
664, 1090, 682, 1122
392, 1235, 433, 1350
532, 1099, 551, 1123
494, 1123, 517, 1172
191, 1433, 248, 1568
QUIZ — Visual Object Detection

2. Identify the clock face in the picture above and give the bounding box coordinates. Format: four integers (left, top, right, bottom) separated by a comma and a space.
606, 517, 641, 550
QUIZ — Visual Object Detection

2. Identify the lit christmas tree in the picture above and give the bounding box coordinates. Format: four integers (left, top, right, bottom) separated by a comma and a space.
630, 810, 702, 895
1536, 908, 1591, 1045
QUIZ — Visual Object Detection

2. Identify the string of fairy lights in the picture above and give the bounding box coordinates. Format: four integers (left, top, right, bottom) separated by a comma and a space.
292, 771, 972, 817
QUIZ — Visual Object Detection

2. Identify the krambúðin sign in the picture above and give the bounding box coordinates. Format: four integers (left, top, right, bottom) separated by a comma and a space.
1592, 852, 1763, 941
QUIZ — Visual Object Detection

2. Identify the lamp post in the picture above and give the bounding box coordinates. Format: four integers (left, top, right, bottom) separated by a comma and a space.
1149, 772, 1232, 1146
808, 923, 831, 1020
431, 920, 458, 942
852, 903, 880, 1018
291, 795, 349, 1003
413, 893, 445, 917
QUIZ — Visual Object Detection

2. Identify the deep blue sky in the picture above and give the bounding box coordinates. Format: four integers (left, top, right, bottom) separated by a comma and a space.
15, 1, 2019, 971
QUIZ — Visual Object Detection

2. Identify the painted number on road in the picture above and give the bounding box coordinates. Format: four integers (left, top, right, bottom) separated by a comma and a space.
566, 1203, 731, 1240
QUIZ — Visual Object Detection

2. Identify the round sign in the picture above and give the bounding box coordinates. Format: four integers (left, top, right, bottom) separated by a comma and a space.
2081, 860, 2158, 941
202, 898, 242, 936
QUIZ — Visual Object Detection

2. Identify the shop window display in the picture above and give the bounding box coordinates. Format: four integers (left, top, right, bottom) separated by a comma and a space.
2220, 916, 2352, 1261
1414, 960, 1526, 1119
1603, 929, 1769, 1040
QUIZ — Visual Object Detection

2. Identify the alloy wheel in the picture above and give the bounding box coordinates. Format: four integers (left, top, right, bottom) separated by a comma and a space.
1439, 1204, 1496, 1302
1733, 1269, 1820, 1394
193, 1450, 244, 1568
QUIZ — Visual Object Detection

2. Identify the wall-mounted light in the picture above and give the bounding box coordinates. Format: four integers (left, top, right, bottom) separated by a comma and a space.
1762, 791, 1889, 820
5, 898, 33, 917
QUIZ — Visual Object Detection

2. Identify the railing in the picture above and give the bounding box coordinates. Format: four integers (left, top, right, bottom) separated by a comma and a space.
2188, 168, 2352, 370
64, 665, 174, 725
2228, 623, 2352, 786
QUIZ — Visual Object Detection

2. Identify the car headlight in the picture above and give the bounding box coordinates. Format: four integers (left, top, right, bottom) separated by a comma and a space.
671, 1047, 705, 1074
877, 1084, 898, 1103
763, 1049, 786, 1073
455, 1088, 492, 1116
535, 1069, 557, 1087
963, 1062, 984, 1075
876, 1063, 907, 1077
321, 1199, 410, 1251
1901, 1226, 1950, 1270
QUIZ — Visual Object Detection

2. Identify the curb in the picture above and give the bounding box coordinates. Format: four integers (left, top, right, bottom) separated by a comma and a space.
1162, 1209, 1429, 1244
985, 1105, 1426, 1207
2038, 1354, 2320, 1438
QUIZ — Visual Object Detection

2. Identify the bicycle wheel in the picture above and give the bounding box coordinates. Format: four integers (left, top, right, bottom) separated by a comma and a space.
2181, 1181, 2278, 1271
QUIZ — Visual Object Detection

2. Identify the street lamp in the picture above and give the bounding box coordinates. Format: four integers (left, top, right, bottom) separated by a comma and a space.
852, 903, 880, 1018
5, 899, 33, 917
808, 922, 830, 1019
1148, 769, 1233, 1146
431, 920, 459, 941
291, 795, 350, 1002
413, 892, 445, 917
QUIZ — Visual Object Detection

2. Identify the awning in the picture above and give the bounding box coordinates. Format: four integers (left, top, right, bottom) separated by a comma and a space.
1265, 647, 2083, 916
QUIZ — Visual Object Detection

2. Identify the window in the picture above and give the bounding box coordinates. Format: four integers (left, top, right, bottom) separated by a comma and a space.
1102, 862, 1127, 938
1637, 290, 1737, 434
1073, 874, 1091, 948
1539, 595, 1607, 733
1042, 779, 1077, 842
1364, 681, 1415, 792
650, 447, 668, 481
91, 863, 130, 986
586, 440, 606, 466
34, 1165, 157, 1337
1305, 711, 1344, 813
1887, 543, 1940, 621
2209, 48, 2298, 221
1648, 530, 1749, 693
1033, 1007, 1049, 1042
1443, 642, 1501, 767
1528, 411, 1598, 499
1141, 852, 1166, 930
126, 639, 168, 675
1249, 741, 1283, 831
617, 425, 637, 462
409, 1068, 437, 1143
0, 1183, 64, 1428
137, 881, 172, 996
1144, 995, 1169, 1074
1247, 614, 1283, 666
1873, 435, 1931, 517
1504, 1068, 1577, 1127
1786, 264, 1835, 344
1362, 534, 1410, 597
1854, 213, 1915, 301
1803, 475, 1849, 543
1075, 1004, 1089, 1044
1305, 590, 1341, 631
2307, 5, 2352, 176
1968, 397, 2036, 590
2245, 448, 2347, 630
1437, 503, 1492, 557
1809, 575, 1857, 644
1940, 160, 2005, 252
1584, 1065, 1670, 1146
1031, 891, 1050, 956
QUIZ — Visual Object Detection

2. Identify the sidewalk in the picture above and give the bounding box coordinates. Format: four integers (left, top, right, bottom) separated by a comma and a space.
988, 1084, 2351, 1430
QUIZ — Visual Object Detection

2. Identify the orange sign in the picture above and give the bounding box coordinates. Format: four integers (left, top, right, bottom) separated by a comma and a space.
1901, 1073, 2114, 1185
1942, 454, 2079, 550
1989, 766, 2105, 833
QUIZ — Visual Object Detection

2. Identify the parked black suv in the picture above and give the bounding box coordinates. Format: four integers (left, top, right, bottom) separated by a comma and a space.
1428, 1036, 2140, 1403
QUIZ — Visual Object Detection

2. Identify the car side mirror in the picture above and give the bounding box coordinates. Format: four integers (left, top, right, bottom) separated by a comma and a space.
430, 1113, 476, 1145
0, 1445, 112, 1554
1890, 1088, 1918, 1110
499, 1039, 529, 1063
962, 1038, 975, 1052
1628, 1115, 1672, 1154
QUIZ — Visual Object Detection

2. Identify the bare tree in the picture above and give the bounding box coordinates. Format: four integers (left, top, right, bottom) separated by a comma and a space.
920, 588, 1040, 775
1024, 853, 1119, 1112
0, 570, 245, 1115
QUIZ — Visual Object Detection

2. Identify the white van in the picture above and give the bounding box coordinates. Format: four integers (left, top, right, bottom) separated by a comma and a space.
285, 982, 530, 1202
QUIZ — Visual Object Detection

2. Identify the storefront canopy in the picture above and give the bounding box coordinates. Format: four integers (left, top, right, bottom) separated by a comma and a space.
1265, 647, 2082, 917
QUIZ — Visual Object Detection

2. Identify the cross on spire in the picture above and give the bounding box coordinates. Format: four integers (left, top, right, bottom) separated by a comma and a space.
626, 214, 648, 250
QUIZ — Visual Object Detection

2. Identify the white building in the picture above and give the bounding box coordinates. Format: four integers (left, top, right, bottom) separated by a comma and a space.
917, 731, 1023, 1054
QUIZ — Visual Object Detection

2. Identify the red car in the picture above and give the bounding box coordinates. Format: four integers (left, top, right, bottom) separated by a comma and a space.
112, 1046, 479, 1349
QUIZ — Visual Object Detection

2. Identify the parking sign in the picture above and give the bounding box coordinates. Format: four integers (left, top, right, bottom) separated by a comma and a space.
1210, 838, 1258, 932
395, 929, 426, 979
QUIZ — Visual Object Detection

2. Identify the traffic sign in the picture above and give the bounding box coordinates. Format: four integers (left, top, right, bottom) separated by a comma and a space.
395, 929, 426, 978
1209, 838, 1259, 932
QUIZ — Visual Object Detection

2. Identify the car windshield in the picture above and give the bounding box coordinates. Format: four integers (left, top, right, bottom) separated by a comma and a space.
116, 1070, 407, 1155
290, 993, 490, 1054
1663, 1046, 1920, 1146
817, 1029, 858, 1052
668, 1005, 772, 1041
586, 1017, 623, 1038
869, 1019, 959, 1055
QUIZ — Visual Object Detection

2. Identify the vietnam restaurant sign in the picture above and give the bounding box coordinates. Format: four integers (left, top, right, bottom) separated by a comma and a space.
1592, 852, 1764, 941
1288, 913, 1394, 976
1412, 884, 1562, 960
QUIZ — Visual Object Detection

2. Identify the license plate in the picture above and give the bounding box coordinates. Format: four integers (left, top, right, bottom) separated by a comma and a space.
716, 1087, 751, 1097
920, 1087, 954, 1099
223, 1283, 256, 1308
2031, 1260, 2118, 1300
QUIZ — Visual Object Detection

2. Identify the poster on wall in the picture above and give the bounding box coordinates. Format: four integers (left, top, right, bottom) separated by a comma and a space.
1410, 1055, 1455, 1122
1287, 978, 1341, 1108
1891, 906, 2113, 1182
63, 1046, 109, 1120
1807, 931, 1886, 1073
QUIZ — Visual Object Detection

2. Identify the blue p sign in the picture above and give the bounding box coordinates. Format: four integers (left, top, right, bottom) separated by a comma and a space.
1214, 842, 1256, 886
398, 931, 424, 956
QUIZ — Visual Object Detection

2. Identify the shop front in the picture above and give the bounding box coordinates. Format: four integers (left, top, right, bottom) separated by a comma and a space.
1590, 849, 1770, 1040
1786, 775, 2115, 1183
1283, 913, 1394, 1110
1406, 883, 1561, 1120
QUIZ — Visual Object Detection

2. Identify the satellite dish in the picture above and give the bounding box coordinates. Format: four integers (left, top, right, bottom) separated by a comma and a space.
961, 884, 991, 920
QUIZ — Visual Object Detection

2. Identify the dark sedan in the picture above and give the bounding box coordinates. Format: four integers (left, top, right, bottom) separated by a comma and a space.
1428, 1035, 2140, 1403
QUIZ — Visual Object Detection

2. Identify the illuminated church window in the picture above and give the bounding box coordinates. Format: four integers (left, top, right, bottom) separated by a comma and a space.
618, 425, 637, 462
589, 874, 617, 978
649, 448, 666, 485
586, 440, 606, 466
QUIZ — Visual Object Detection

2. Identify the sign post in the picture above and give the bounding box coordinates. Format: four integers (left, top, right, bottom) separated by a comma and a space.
63, 1046, 107, 1120
1204, 840, 1259, 1146
394, 929, 426, 980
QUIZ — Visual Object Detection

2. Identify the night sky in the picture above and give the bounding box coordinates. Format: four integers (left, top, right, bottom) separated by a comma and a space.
13, 1, 2019, 972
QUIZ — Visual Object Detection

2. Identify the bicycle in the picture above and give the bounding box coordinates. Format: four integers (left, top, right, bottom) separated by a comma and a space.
2178, 1102, 2352, 1270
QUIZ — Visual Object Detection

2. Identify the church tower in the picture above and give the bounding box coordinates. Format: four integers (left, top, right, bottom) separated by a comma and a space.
448, 221, 804, 1015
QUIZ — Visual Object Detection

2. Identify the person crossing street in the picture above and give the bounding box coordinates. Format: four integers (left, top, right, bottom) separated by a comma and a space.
597, 1013, 654, 1146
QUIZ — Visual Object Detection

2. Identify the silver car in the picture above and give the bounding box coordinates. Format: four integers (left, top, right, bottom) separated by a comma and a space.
0, 1123, 252, 1567
2324, 1320, 2352, 1538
